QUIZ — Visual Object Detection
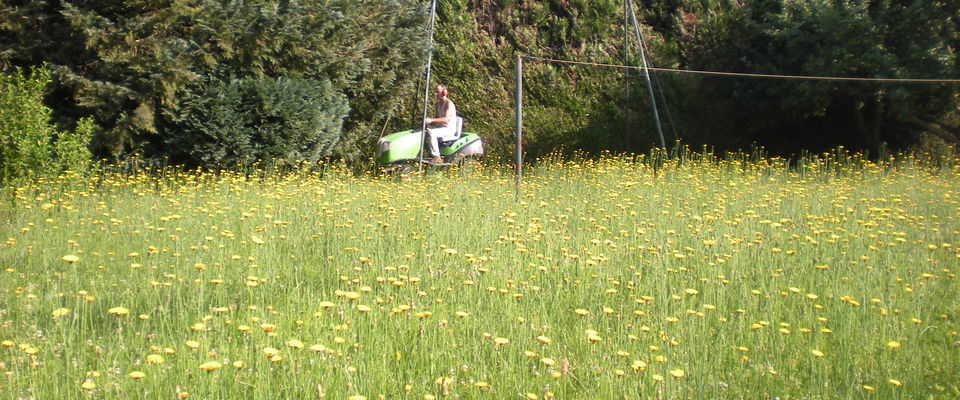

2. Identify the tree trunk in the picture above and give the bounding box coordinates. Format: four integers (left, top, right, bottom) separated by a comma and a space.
870, 95, 883, 154
853, 98, 882, 153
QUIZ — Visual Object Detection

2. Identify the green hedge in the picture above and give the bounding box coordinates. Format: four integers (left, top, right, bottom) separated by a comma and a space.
161, 76, 349, 167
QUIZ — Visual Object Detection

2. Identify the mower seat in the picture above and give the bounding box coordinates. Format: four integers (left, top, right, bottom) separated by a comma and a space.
439, 115, 464, 146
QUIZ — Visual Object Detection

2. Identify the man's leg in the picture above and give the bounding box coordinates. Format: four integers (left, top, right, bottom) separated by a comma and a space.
426, 127, 455, 159
425, 129, 441, 158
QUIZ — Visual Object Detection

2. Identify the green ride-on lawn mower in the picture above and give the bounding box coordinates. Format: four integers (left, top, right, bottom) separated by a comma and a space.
375, 115, 484, 172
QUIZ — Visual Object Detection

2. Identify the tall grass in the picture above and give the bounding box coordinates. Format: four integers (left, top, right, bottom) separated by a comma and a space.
1, 150, 958, 399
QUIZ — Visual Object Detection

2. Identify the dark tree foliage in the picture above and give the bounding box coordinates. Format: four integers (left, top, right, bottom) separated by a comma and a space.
670, 0, 959, 154
1, 0, 430, 162
161, 76, 348, 166
429, 0, 958, 158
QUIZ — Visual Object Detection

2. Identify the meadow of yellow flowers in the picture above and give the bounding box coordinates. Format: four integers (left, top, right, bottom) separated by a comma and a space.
1, 150, 958, 399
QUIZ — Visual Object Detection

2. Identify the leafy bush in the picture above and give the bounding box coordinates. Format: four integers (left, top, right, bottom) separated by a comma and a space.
0, 65, 93, 183
161, 76, 349, 167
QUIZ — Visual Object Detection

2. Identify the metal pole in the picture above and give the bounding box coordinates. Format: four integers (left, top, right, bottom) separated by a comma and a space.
622, 0, 631, 148
627, 0, 666, 149
417, 0, 438, 171
641, 61, 665, 149
514, 55, 523, 199
623, 0, 630, 65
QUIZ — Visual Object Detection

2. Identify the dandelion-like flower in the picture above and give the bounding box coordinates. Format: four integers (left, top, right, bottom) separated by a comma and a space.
198, 361, 222, 371
318, 301, 335, 309
262, 347, 280, 357
585, 329, 603, 342
632, 360, 647, 370
108, 307, 130, 316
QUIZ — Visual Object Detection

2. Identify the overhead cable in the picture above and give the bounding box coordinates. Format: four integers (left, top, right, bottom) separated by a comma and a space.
522, 56, 960, 83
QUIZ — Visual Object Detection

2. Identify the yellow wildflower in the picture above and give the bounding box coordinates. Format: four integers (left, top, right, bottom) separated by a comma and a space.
198, 361, 222, 371
108, 307, 130, 316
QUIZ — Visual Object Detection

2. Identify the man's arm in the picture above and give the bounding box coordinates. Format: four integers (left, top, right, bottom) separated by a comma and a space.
426, 100, 456, 125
